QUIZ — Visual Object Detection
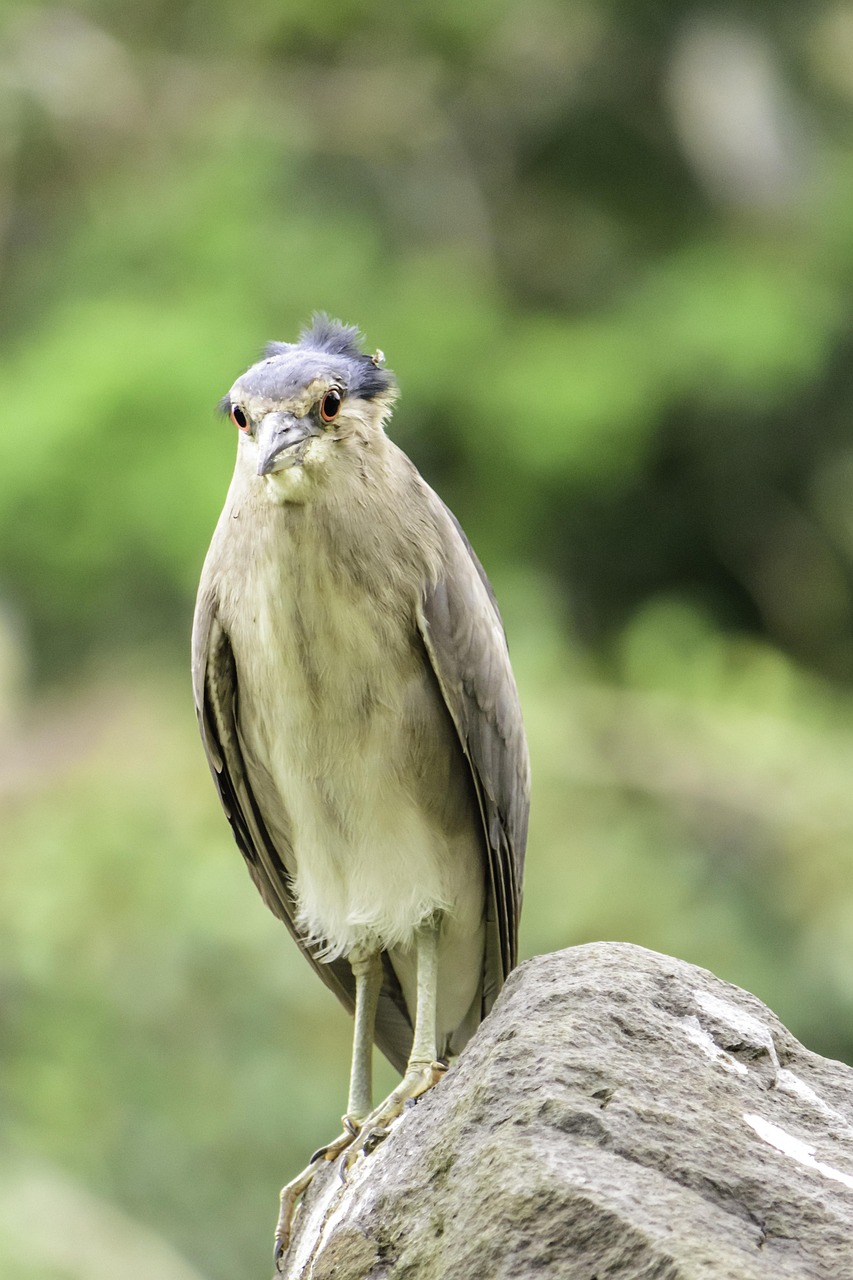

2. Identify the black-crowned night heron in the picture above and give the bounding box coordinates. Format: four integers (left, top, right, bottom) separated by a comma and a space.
192, 316, 529, 1264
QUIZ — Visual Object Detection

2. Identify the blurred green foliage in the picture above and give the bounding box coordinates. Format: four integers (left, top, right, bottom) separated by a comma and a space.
3, 2, 853, 1277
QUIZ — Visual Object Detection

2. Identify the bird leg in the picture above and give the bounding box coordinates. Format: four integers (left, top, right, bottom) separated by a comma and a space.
341, 918, 446, 1171
273, 946, 383, 1269
346, 948, 383, 1124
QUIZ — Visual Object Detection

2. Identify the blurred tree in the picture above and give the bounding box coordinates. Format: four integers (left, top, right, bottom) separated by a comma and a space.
0, 0, 851, 678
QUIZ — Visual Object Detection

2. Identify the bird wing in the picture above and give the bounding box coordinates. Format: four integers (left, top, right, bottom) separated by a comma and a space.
416, 496, 530, 1015
192, 588, 414, 1074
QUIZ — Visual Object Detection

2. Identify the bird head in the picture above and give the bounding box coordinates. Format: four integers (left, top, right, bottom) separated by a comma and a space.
220, 315, 397, 502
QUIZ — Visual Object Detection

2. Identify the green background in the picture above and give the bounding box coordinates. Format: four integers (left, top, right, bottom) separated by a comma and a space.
3, 2, 853, 1276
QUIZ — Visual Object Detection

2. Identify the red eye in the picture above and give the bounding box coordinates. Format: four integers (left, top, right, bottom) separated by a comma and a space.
231, 404, 249, 431
320, 389, 343, 422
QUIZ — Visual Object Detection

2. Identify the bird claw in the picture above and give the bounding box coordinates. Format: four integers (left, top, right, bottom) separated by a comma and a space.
342, 1113, 361, 1138
362, 1124, 389, 1154
309, 1121, 359, 1165
337, 1138, 363, 1180
273, 1166, 313, 1270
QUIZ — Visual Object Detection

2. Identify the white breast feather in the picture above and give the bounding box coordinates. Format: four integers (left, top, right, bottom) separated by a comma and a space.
227, 524, 485, 977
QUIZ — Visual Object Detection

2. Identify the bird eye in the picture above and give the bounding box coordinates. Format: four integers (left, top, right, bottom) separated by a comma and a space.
320, 389, 343, 423
231, 404, 249, 432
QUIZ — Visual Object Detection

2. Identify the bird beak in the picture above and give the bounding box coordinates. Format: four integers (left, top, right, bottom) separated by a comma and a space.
256, 412, 319, 477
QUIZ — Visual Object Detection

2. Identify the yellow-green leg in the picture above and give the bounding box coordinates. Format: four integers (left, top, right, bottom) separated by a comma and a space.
346, 949, 383, 1123
341, 919, 447, 1172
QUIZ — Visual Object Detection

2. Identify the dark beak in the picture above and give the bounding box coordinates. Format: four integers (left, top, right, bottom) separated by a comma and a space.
256, 412, 318, 477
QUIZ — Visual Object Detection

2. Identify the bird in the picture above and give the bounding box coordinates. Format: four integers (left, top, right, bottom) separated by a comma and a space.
191, 315, 529, 1264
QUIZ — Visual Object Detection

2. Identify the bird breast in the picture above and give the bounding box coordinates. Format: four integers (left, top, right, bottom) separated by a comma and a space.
218, 496, 485, 965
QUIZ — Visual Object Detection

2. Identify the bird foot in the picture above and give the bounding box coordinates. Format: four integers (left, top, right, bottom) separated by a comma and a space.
273, 1117, 363, 1269
273, 1063, 446, 1269
338, 1059, 447, 1175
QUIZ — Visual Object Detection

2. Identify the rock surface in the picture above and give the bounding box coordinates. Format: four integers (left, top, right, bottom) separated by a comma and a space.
279, 942, 853, 1279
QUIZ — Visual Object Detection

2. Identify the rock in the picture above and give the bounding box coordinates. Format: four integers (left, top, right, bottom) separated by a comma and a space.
278, 942, 853, 1279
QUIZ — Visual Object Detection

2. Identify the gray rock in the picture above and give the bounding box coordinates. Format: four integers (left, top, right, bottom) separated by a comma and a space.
279, 942, 853, 1279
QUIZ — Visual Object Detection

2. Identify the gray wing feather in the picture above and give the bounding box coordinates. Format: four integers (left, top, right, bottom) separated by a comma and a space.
416, 495, 530, 1015
192, 589, 413, 1074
